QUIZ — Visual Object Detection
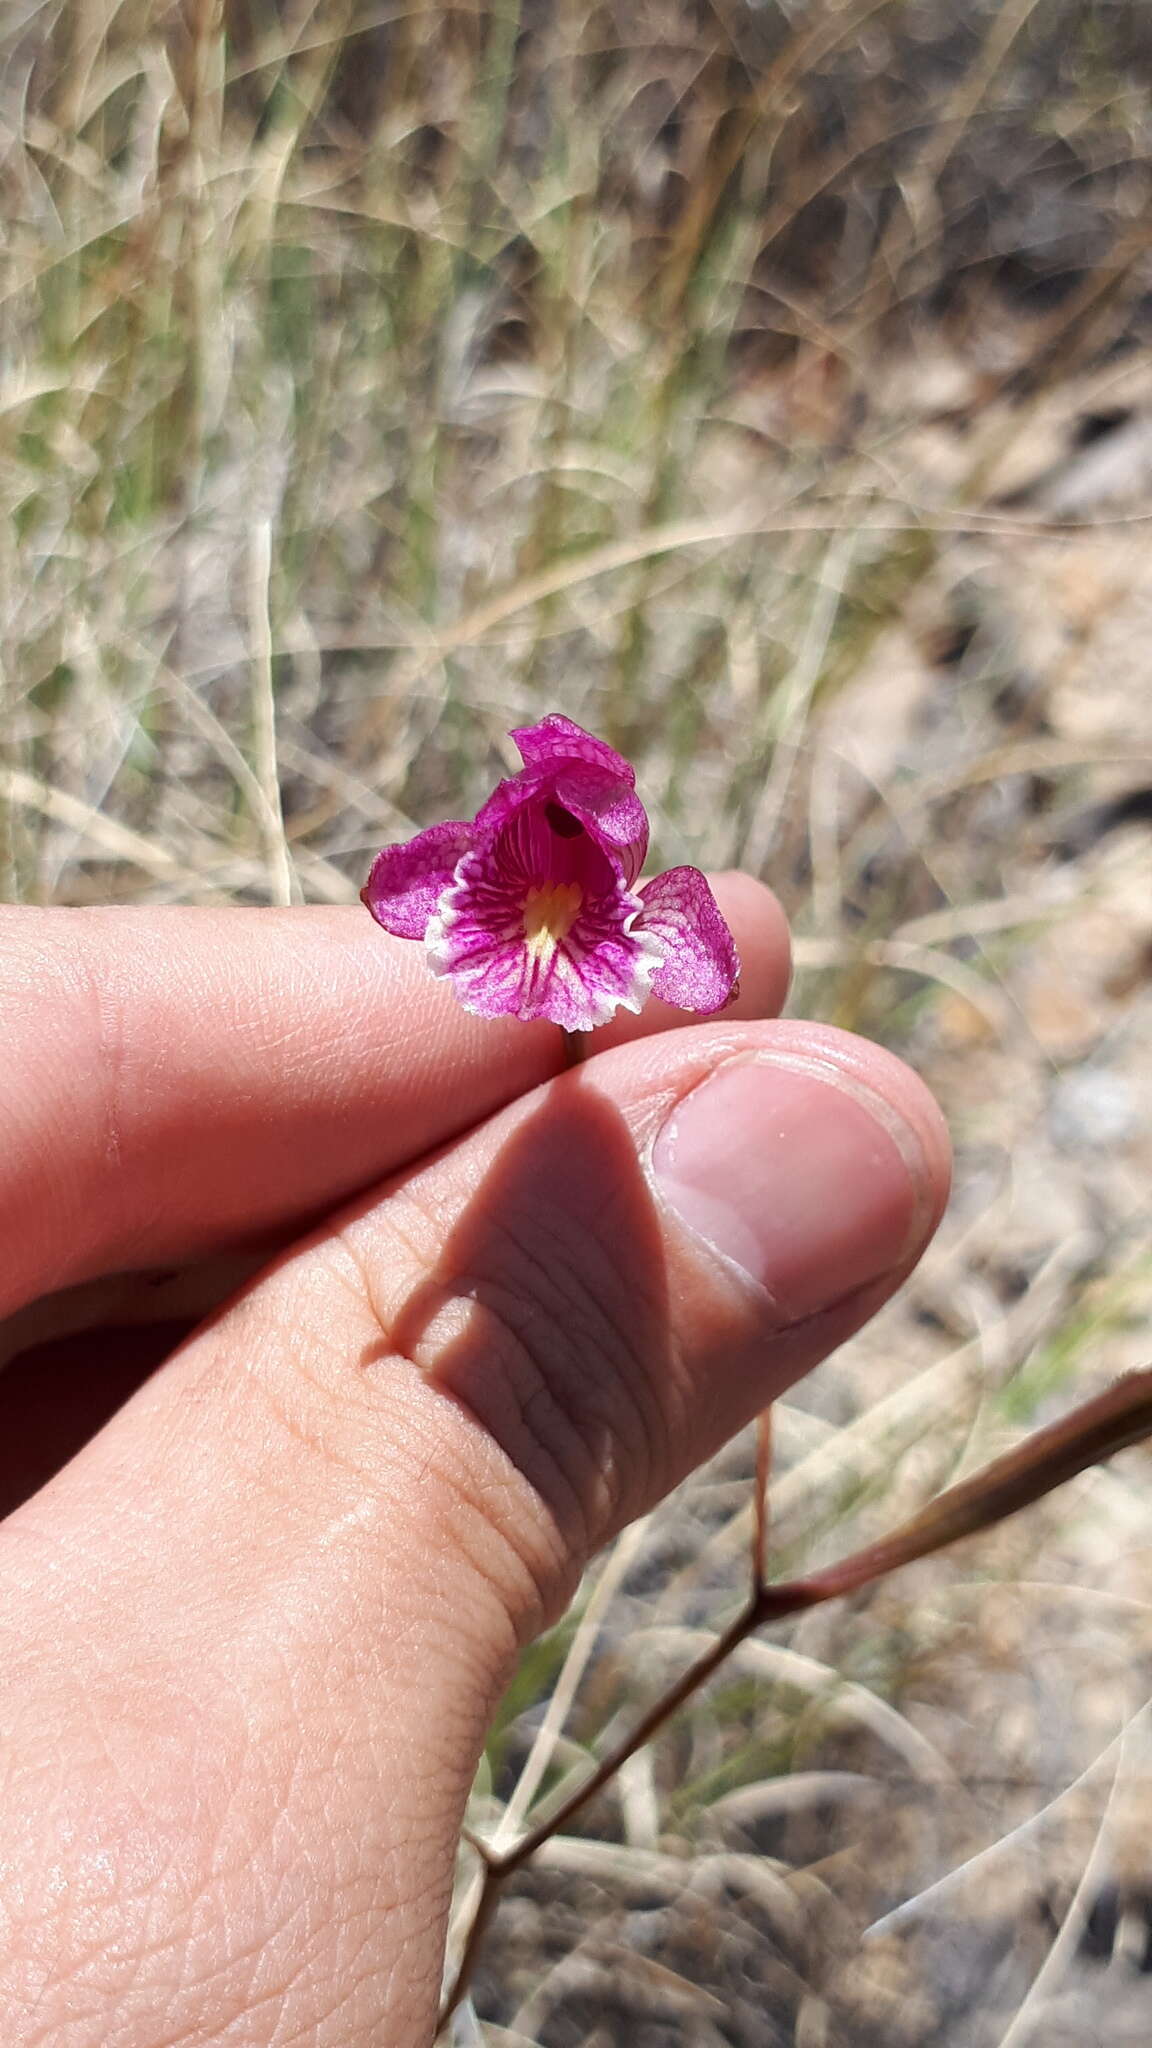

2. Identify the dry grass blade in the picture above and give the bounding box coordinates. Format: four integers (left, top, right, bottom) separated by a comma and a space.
247, 517, 296, 906
993, 1729, 1127, 2048
866, 1705, 1152, 1944
492, 1520, 653, 1853
1, 767, 198, 888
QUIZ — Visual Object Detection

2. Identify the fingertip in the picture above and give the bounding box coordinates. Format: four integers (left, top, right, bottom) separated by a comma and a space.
734, 1019, 954, 1246
712, 871, 793, 1020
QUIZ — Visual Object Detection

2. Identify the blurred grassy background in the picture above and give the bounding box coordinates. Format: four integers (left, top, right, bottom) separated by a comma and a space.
5, 1, 1152, 2041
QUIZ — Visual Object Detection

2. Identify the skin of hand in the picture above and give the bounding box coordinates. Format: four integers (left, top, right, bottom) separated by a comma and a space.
0, 879, 950, 2047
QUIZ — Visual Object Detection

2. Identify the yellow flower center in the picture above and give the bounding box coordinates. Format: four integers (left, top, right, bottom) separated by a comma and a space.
523, 880, 583, 962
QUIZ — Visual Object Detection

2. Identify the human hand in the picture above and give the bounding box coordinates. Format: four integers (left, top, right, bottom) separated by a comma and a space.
0, 882, 950, 2045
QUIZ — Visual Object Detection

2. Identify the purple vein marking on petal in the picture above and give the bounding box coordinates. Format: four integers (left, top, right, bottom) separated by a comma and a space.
426, 836, 664, 1031
637, 866, 741, 1013
524, 876, 664, 1031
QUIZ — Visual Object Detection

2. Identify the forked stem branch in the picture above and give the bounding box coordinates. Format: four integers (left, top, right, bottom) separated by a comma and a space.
437, 1368, 1152, 2034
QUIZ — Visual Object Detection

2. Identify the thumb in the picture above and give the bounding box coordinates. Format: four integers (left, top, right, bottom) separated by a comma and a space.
0, 1021, 949, 2047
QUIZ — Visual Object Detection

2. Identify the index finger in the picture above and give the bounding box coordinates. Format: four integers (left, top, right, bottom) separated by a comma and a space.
0, 876, 790, 1315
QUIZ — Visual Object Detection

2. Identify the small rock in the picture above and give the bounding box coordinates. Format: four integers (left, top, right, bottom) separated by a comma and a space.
1048, 1067, 1141, 1152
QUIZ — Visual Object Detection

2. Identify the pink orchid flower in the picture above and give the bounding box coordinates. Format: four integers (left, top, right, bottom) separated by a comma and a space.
361, 713, 740, 1032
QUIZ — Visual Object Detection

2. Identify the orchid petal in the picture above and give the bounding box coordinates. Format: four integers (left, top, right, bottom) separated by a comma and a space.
474, 767, 648, 885
474, 716, 645, 882
361, 820, 474, 940
637, 866, 741, 1013
511, 714, 648, 881
511, 713, 635, 787
550, 772, 648, 885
